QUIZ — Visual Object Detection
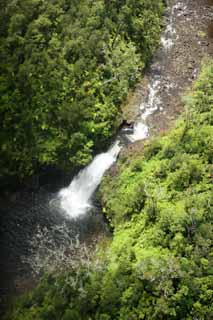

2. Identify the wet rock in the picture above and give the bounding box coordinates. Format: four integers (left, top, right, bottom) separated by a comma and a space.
1, 0, 213, 317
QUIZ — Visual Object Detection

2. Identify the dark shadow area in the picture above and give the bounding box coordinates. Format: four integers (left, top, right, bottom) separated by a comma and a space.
0, 185, 108, 318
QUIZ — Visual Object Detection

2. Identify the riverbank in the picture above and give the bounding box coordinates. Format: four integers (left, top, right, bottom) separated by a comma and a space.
122, 0, 212, 154
0, 0, 212, 317
97, 60, 213, 320
7, 52, 213, 320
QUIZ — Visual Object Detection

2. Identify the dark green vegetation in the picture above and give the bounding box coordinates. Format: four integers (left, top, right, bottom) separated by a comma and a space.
5, 62, 213, 319
0, 0, 164, 180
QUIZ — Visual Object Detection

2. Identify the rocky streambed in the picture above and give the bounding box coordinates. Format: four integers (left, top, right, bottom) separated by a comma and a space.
0, 0, 212, 317
122, 0, 213, 154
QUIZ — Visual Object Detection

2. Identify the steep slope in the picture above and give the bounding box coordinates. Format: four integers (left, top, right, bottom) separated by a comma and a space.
6, 60, 213, 320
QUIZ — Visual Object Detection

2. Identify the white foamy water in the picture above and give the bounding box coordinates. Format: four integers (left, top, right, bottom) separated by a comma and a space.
126, 2, 187, 143
161, 22, 177, 49
128, 122, 149, 141
51, 1, 185, 219
140, 80, 161, 119
57, 141, 121, 218
160, 2, 182, 49
161, 2, 187, 49
127, 79, 161, 142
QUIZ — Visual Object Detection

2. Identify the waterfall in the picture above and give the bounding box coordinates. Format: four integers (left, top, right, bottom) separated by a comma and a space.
57, 141, 121, 218
54, 2, 187, 218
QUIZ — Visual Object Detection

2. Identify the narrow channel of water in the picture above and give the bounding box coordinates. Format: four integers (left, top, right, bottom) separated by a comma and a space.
126, 1, 188, 143
54, 2, 181, 219
1, 0, 212, 315
1, 5, 179, 282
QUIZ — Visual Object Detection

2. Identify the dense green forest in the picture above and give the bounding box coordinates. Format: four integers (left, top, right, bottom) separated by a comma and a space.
6, 61, 213, 320
0, 0, 164, 180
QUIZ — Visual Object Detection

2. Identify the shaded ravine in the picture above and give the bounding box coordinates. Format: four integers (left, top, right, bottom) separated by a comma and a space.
0, 0, 212, 317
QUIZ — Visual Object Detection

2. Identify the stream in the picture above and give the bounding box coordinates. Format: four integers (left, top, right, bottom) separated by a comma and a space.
0, 0, 212, 316
57, 0, 183, 219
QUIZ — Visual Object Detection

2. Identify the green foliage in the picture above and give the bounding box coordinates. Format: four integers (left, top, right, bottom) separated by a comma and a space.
98, 61, 213, 319
6, 61, 213, 320
0, 0, 164, 179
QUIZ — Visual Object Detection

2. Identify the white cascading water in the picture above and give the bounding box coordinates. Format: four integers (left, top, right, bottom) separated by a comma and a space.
58, 141, 121, 218
161, 2, 180, 49
127, 79, 161, 142
54, 2, 185, 219
126, 2, 184, 143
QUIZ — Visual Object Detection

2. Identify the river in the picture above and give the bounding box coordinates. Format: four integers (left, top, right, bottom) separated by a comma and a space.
0, 0, 212, 316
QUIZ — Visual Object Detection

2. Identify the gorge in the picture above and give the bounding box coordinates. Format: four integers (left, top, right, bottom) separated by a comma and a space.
0, 0, 212, 319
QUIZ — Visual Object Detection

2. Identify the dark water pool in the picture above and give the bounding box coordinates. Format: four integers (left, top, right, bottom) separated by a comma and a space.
0, 185, 108, 317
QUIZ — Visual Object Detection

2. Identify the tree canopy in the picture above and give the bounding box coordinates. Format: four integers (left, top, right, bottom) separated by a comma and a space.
0, 0, 164, 180
6, 61, 213, 320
